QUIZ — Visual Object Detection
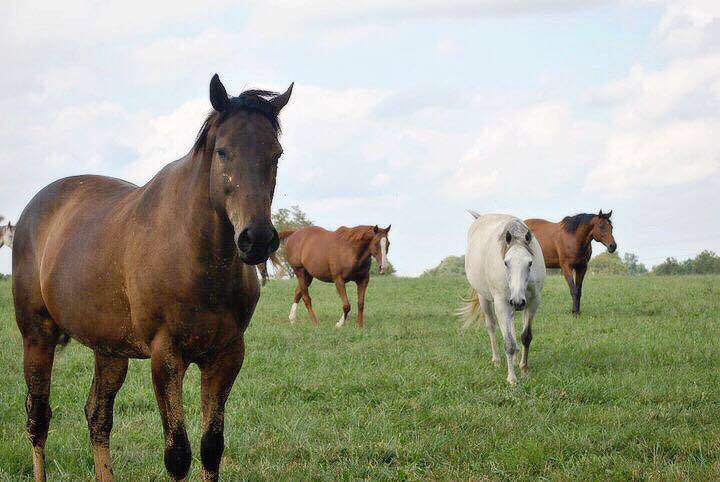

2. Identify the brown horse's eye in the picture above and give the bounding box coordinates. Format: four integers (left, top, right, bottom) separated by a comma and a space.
216, 149, 227, 161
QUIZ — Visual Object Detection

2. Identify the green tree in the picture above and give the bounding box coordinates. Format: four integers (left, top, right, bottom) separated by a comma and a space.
271, 206, 313, 278
653, 257, 689, 275
691, 250, 720, 274
370, 258, 396, 277
421, 255, 465, 277
623, 252, 648, 275
589, 252, 629, 275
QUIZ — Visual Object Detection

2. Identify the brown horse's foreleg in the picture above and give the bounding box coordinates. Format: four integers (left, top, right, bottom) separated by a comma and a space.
85, 353, 128, 482
334, 279, 351, 328
356, 277, 369, 328
198, 339, 245, 482
297, 271, 319, 326
22, 334, 57, 482
560, 263, 579, 315
289, 286, 302, 323
574, 264, 588, 315
150, 330, 191, 481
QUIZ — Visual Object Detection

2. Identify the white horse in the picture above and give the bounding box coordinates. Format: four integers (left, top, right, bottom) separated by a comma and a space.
0, 221, 14, 249
459, 211, 545, 384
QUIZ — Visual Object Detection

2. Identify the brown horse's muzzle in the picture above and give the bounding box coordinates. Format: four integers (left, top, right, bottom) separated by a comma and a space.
607, 241, 617, 253
236, 223, 279, 265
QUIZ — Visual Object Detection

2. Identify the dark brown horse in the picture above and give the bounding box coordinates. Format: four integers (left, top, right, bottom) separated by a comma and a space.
276, 225, 390, 328
12, 74, 292, 481
525, 211, 616, 315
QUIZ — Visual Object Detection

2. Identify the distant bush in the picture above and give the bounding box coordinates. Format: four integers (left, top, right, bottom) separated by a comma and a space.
588, 252, 628, 275
421, 256, 465, 277
370, 259, 396, 277
653, 250, 720, 275
0, 273, 10, 281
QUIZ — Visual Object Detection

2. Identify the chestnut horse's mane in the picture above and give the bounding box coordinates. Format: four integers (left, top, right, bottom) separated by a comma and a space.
336, 226, 375, 244
192, 89, 283, 155
561, 213, 611, 234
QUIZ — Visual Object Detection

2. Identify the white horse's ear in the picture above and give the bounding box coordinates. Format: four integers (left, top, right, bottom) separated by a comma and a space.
467, 209, 480, 219
506, 231, 512, 244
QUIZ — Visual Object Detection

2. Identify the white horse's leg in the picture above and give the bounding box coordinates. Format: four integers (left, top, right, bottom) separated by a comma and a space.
520, 296, 540, 376
494, 298, 518, 385
479, 297, 500, 367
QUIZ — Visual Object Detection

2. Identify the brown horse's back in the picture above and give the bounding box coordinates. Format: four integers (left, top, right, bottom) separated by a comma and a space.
13, 175, 145, 355
284, 226, 337, 282
525, 218, 561, 268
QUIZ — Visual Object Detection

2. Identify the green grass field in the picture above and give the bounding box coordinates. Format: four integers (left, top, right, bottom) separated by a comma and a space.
1, 275, 719, 480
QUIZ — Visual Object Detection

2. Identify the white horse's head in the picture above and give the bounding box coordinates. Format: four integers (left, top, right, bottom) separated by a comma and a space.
502, 227, 534, 311
0, 222, 14, 249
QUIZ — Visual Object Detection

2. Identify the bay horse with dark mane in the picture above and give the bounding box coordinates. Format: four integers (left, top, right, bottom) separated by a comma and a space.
12, 74, 292, 481
525, 210, 616, 315
276, 225, 391, 328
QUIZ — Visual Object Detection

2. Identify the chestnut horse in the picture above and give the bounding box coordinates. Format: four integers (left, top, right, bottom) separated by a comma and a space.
12, 74, 292, 481
276, 225, 390, 328
525, 210, 616, 315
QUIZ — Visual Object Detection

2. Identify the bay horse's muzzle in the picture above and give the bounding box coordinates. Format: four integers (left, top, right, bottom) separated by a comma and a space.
608, 242, 617, 253
236, 223, 279, 265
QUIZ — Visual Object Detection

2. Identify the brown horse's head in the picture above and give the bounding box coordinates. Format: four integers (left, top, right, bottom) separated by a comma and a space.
369, 225, 391, 274
200, 74, 293, 265
592, 210, 616, 253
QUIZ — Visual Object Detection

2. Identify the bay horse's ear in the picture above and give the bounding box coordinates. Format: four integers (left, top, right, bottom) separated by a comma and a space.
373, 225, 379, 234
506, 231, 512, 244
386, 224, 391, 232
607, 210, 613, 218
271, 82, 294, 112
210, 74, 229, 112
598, 209, 604, 217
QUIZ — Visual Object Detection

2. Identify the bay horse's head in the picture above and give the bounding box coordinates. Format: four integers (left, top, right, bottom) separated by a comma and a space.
0, 221, 14, 249
199, 74, 293, 265
592, 210, 616, 253
369, 225, 391, 274
502, 222, 534, 311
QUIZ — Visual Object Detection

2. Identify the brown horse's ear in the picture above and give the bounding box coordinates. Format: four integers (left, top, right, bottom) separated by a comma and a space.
373, 225, 379, 234
598, 209, 604, 217
271, 82, 294, 112
385, 224, 391, 232
506, 231, 512, 244
210, 74, 229, 112
607, 210, 613, 218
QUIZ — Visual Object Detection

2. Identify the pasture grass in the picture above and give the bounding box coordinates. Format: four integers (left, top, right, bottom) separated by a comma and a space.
0, 275, 719, 480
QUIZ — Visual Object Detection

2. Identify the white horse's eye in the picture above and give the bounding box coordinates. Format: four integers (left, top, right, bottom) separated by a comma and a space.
504, 260, 509, 267
529, 261, 533, 267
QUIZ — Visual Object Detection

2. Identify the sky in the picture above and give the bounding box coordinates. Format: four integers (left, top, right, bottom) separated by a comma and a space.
1, 0, 719, 275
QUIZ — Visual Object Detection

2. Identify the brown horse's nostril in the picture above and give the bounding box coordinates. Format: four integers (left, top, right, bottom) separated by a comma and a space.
609, 242, 617, 253
236, 224, 278, 264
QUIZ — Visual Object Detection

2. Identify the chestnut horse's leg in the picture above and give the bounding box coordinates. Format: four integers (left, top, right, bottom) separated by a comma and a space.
21, 331, 58, 482
289, 287, 302, 323
198, 338, 245, 482
150, 330, 191, 481
479, 297, 501, 367
560, 263, 579, 315
355, 276, 369, 328
520, 297, 540, 376
574, 264, 588, 315
85, 353, 128, 482
296, 270, 319, 326
334, 279, 351, 328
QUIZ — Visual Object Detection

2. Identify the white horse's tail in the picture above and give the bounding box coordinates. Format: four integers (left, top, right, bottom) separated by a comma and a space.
457, 287, 481, 331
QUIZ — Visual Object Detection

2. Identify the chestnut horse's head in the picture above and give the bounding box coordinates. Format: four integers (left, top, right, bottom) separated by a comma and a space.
368, 225, 391, 274
592, 210, 616, 253
198, 74, 293, 265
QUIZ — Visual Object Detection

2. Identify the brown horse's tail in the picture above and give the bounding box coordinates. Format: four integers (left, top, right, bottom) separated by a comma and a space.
268, 252, 287, 278
457, 287, 481, 331
278, 229, 295, 241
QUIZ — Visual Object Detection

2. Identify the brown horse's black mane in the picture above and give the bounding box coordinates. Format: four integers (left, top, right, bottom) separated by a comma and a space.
561, 213, 611, 233
193, 89, 282, 154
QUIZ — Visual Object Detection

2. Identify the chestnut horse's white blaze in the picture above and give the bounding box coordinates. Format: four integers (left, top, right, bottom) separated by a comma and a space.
380, 236, 388, 273
458, 212, 545, 385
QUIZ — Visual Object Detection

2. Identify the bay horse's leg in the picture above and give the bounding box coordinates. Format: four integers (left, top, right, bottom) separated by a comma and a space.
21, 331, 58, 482
198, 338, 245, 482
479, 297, 500, 367
334, 279, 351, 328
520, 297, 540, 376
289, 286, 302, 323
560, 263, 579, 315
356, 276, 369, 328
493, 298, 518, 385
85, 353, 128, 482
574, 264, 588, 315
150, 330, 191, 481
296, 270, 319, 326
